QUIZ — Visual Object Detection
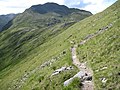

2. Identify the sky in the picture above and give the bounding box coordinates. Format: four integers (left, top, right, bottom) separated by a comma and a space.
0, 0, 117, 15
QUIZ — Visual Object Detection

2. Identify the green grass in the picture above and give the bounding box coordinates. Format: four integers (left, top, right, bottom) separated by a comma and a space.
76, 1, 120, 89
77, 21, 120, 90
63, 77, 82, 90
0, 7, 91, 71
0, 1, 119, 90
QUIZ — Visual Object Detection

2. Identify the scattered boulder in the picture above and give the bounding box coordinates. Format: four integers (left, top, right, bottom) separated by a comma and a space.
54, 67, 66, 72
84, 76, 92, 81
96, 66, 108, 72
95, 69, 99, 72
51, 66, 73, 76
51, 72, 60, 76
92, 24, 95, 27
100, 67, 108, 70
74, 71, 86, 78
64, 71, 92, 86
66, 66, 73, 70
101, 78, 107, 83
80, 40, 87, 45
64, 77, 74, 86
84, 34, 94, 40
70, 41, 74, 44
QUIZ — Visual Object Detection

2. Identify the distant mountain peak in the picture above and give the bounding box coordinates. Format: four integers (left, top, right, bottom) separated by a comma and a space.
29, 2, 91, 15
30, 3, 70, 15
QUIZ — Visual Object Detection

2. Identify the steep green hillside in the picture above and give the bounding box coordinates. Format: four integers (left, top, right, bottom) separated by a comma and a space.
0, 14, 16, 31
0, 3, 92, 71
0, 1, 119, 90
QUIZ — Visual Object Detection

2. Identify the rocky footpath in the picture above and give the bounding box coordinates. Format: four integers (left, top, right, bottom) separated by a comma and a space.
64, 21, 116, 90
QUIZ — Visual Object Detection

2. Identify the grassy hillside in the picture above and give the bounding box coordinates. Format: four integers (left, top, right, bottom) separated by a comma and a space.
0, 1, 119, 90
0, 3, 92, 71
0, 14, 16, 31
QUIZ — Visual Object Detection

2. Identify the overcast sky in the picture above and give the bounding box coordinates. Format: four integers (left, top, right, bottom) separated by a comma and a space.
0, 0, 117, 15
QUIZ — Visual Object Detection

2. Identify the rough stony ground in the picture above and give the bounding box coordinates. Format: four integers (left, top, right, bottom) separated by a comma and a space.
64, 44, 94, 90
71, 45, 94, 90
64, 22, 115, 90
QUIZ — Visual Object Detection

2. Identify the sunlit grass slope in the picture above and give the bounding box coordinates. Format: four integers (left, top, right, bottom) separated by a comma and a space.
0, 1, 119, 90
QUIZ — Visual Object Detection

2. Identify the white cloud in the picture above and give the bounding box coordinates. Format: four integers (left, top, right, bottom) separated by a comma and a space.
0, 0, 117, 15
64, 0, 81, 7
0, 0, 64, 15
83, 0, 104, 4
80, 0, 117, 14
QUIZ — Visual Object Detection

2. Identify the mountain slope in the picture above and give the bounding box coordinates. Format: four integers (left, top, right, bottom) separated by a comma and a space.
0, 3, 92, 71
30, 2, 91, 15
0, 1, 119, 90
0, 14, 16, 31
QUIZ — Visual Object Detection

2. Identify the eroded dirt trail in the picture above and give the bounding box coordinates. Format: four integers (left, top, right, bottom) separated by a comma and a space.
71, 45, 94, 90
71, 45, 81, 69
64, 22, 115, 89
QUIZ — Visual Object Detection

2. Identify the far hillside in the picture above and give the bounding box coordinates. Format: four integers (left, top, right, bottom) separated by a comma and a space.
0, 14, 16, 31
